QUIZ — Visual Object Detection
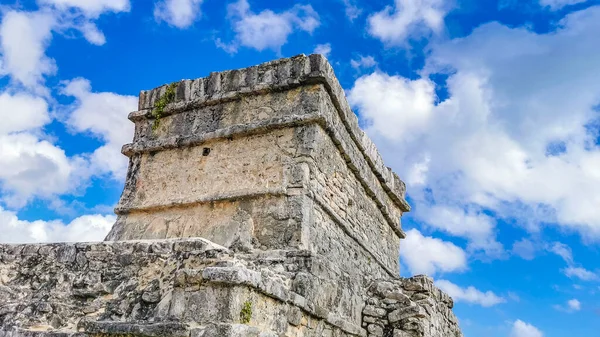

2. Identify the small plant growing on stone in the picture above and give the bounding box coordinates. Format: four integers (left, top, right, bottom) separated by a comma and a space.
152, 82, 178, 130
240, 300, 252, 324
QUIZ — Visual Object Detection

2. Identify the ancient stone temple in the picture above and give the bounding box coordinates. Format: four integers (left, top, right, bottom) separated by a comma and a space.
0, 55, 463, 337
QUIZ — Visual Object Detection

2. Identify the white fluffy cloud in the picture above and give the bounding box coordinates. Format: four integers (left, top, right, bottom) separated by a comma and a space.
350, 55, 378, 70
511, 320, 543, 337
435, 280, 506, 307
218, 0, 320, 53
0, 10, 56, 91
0, 1, 130, 90
419, 205, 503, 255
367, 0, 449, 45
0, 89, 84, 207
79, 22, 107, 45
313, 43, 332, 58
154, 0, 203, 28
401, 229, 467, 275
0, 133, 85, 207
549, 242, 574, 264
38, 0, 130, 18
0, 92, 50, 134
547, 242, 597, 281
340, 0, 362, 21
0, 3, 134, 211
568, 299, 581, 311
539, 0, 589, 10
512, 238, 536, 260
562, 266, 598, 281
348, 72, 435, 141
62, 78, 137, 179
554, 298, 582, 312
349, 6, 600, 252
0, 206, 114, 243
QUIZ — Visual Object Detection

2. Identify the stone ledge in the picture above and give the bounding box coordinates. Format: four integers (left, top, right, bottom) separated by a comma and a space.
121, 114, 323, 158
0, 328, 85, 337
78, 321, 189, 337
0, 238, 228, 260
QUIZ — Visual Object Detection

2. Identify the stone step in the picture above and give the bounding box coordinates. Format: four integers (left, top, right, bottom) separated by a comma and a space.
0, 323, 280, 337
78, 321, 189, 337
79, 321, 280, 337
191, 323, 278, 337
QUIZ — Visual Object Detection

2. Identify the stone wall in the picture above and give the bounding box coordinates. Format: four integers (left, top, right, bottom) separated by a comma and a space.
363, 277, 463, 337
109, 56, 408, 255
0, 239, 463, 337
105, 56, 412, 327
0, 239, 365, 337
0, 54, 464, 337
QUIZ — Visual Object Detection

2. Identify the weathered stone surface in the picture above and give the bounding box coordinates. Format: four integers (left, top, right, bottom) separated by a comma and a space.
108, 55, 407, 278
0, 54, 463, 337
364, 276, 463, 337
0, 239, 366, 337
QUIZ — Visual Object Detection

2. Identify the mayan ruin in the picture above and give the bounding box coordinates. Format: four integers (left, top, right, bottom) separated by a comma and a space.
0, 54, 463, 337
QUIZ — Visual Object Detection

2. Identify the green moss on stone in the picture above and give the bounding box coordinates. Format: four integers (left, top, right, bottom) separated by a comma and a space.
152, 82, 178, 130
240, 300, 252, 324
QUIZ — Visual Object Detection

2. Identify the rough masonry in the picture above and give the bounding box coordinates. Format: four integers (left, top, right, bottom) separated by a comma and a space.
0, 54, 463, 337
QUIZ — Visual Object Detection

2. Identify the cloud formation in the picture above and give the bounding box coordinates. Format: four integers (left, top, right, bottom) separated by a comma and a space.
313, 43, 332, 58
435, 280, 506, 307
350, 55, 378, 70
401, 229, 467, 276
0, 92, 49, 134
0, 206, 113, 243
349, 6, 600, 258
0, 10, 56, 92
539, 0, 589, 10
62, 78, 137, 179
38, 0, 130, 18
510, 320, 543, 337
562, 266, 598, 281
217, 0, 320, 53
554, 298, 582, 312
367, 0, 449, 45
340, 0, 362, 21
0, 3, 133, 210
154, 0, 203, 28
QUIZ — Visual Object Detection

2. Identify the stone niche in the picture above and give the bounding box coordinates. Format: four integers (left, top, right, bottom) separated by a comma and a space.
0, 54, 463, 337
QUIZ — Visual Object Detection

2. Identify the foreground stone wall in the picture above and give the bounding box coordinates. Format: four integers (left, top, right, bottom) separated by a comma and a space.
0, 240, 461, 337
0, 239, 365, 337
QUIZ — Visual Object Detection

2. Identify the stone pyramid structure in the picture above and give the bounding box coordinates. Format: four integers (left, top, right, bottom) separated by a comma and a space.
0, 55, 463, 337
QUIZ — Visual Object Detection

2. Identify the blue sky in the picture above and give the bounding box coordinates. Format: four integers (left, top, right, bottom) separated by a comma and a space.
1, 0, 599, 336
